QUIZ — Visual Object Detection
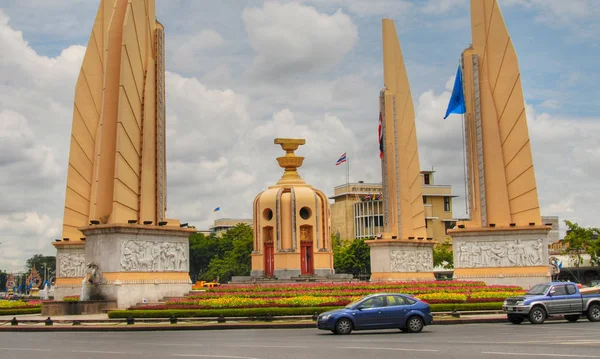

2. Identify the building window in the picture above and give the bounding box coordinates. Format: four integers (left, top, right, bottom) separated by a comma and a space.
424, 174, 430, 185
423, 196, 427, 204
444, 197, 451, 211
425, 219, 428, 228
299, 207, 312, 220
444, 221, 456, 234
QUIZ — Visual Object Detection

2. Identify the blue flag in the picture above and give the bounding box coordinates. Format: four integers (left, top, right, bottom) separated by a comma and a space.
444, 65, 466, 119
213, 207, 220, 212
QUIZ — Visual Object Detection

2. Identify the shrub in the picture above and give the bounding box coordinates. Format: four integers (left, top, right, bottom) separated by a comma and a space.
109, 302, 503, 318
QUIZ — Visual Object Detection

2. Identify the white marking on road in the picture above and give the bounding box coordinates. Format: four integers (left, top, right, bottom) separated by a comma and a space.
72, 350, 142, 355
136, 342, 204, 347
0, 348, 52, 352
339, 346, 439, 352
229, 344, 307, 349
172, 355, 258, 359
483, 352, 600, 358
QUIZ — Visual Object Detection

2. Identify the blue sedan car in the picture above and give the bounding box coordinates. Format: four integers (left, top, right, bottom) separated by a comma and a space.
317, 293, 433, 335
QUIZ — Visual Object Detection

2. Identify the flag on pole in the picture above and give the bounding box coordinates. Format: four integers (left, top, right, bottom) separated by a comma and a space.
444, 65, 466, 119
213, 207, 221, 212
378, 111, 384, 159
335, 153, 347, 166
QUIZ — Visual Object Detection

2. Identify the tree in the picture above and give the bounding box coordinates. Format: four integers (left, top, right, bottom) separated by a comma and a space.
25, 254, 56, 282
563, 220, 600, 266
561, 220, 600, 283
202, 224, 254, 283
333, 238, 371, 277
433, 240, 454, 269
188, 232, 222, 282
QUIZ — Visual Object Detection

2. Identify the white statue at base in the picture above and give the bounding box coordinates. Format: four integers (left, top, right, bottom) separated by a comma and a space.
80, 262, 107, 301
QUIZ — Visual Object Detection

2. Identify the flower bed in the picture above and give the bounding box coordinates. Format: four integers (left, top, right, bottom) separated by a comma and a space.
0, 300, 43, 309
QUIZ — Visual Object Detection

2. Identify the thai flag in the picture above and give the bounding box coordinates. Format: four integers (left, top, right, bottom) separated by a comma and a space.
336, 153, 347, 166
378, 111, 384, 159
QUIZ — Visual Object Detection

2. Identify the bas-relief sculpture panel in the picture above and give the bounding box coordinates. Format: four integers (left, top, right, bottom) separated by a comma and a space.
456, 239, 543, 268
390, 249, 433, 272
121, 240, 188, 272
58, 252, 86, 277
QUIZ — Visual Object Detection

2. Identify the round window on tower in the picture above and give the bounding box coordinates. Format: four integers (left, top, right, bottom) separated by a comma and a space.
263, 208, 273, 221
299, 207, 312, 220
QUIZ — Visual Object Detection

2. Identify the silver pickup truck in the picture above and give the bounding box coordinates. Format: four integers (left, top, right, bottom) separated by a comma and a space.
502, 281, 600, 324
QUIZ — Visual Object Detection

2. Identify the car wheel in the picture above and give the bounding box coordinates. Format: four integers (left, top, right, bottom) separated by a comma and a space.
406, 316, 424, 333
335, 318, 353, 335
565, 314, 580, 323
586, 304, 600, 322
528, 306, 546, 324
507, 314, 524, 324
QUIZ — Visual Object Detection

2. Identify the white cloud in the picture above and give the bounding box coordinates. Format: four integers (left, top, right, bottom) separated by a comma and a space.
170, 30, 225, 72
242, 2, 358, 78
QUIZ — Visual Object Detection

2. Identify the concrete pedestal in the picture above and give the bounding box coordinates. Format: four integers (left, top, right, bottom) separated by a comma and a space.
367, 239, 435, 281
449, 226, 551, 288
54, 242, 86, 300
54, 224, 195, 309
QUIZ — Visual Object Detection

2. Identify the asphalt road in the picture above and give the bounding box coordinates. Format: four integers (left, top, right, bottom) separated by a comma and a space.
1, 321, 600, 359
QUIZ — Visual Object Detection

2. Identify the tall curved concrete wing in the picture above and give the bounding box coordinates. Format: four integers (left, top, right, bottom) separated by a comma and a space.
461, 0, 541, 228
380, 19, 426, 240
61, 0, 166, 242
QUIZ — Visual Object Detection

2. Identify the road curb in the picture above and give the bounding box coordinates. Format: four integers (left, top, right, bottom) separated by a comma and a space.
0, 316, 510, 332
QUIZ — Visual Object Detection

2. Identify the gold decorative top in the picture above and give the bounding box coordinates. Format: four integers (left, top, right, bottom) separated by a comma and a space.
274, 138, 306, 185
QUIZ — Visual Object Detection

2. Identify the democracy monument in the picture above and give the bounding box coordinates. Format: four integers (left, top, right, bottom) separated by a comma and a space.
447, 0, 551, 286
53, 0, 193, 308
50, 0, 552, 297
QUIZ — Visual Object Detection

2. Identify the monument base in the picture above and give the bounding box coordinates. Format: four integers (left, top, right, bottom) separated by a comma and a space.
367, 239, 435, 282
453, 266, 550, 287
449, 226, 551, 288
74, 224, 195, 308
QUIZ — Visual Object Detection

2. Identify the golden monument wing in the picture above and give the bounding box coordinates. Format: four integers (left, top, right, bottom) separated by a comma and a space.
381, 19, 426, 240
61, 0, 166, 242
462, 0, 541, 228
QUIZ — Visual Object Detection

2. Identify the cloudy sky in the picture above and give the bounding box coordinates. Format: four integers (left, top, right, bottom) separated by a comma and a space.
1, 0, 598, 271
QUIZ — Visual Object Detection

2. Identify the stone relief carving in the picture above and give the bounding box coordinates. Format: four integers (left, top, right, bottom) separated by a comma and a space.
390, 249, 433, 272
58, 252, 86, 277
300, 226, 312, 242
456, 239, 543, 268
121, 240, 188, 272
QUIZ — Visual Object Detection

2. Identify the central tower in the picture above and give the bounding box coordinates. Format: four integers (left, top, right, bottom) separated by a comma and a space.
251, 139, 334, 279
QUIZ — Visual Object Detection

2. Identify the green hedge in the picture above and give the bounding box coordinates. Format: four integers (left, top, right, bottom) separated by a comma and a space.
108, 302, 503, 318
0, 308, 42, 316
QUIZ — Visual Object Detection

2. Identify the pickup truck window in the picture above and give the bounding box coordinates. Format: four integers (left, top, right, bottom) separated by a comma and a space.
552, 285, 567, 295
527, 284, 551, 295
567, 284, 577, 295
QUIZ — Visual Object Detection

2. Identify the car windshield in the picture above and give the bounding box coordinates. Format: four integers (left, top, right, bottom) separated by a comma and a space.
345, 297, 369, 309
526, 284, 551, 295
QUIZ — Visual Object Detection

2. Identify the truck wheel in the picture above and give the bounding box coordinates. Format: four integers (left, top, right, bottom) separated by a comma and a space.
528, 306, 546, 324
507, 314, 524, 324
586, 304, 600, 322
565, 315, 579, 322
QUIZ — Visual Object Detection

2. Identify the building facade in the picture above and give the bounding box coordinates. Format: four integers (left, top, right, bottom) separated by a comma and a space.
211, 218, 253, 237
330, 171, 458, 242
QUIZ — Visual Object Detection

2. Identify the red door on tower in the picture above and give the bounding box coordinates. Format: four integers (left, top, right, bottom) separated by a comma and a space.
264, 242, 274, 277
300, 242, 314, 275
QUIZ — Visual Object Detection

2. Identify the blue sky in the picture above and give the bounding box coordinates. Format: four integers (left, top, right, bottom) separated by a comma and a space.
0, 0, 598, 271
